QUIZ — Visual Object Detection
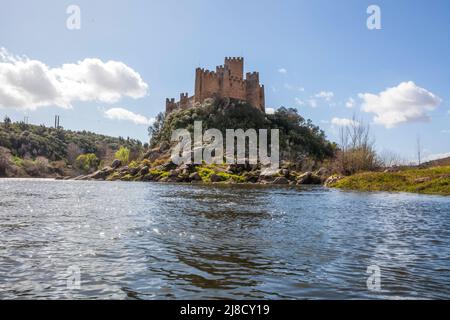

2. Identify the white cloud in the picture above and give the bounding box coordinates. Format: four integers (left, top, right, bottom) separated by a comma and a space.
284, 83, 304, 92
308, 99, 317, 108
345, 97, 355, 108
104, 107, 154, 125
265, 107, 275, 115
442, 129, 450, 134
315, 91, 334, 101
359, 81, 441, 128
331, 117, 360, 127
278, 68, 287, 74
0, 47, 148, 110
295, 98, 305, 106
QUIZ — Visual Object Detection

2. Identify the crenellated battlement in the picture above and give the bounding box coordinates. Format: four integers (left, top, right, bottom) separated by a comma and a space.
225, 57, 244, 62
166, 57, 265, 114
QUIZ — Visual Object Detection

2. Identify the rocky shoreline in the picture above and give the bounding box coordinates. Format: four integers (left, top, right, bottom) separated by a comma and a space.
64, 158, 342, 187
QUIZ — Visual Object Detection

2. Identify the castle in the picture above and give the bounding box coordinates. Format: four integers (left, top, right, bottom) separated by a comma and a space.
166, 57, 265, 114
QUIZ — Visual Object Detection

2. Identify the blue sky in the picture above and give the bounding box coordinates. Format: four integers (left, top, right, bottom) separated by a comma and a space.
1, 0, 449, 161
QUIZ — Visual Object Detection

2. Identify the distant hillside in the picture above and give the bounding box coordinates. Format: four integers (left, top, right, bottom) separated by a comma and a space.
0, 119, 144, 178
422, 156, 450, 168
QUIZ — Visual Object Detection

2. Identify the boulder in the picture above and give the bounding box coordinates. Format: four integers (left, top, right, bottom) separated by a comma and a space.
111, 159, 121, 169
243, 171, 259, 183
280, 169, 290, 177
297, 172, 322, 185
128, 167, 139, 175
324, 175, 344, 187
139, 166, 149, 175
155, 162, 177, 172
315, 167, 329, 177
168, 169, 179, 178
143, 147, 161, 162
210, 174, 225, 182
89, 169, 111, 180
272, 176, 289, 185
189, 172, 202, 181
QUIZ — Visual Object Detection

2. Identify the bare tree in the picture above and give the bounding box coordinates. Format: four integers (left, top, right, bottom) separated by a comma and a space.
335, 114, 381, 175
379, 149, 404, 168
416, 134, 422, 166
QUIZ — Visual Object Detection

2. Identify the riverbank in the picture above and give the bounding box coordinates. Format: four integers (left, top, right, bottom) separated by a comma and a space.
327, 166, 450, 196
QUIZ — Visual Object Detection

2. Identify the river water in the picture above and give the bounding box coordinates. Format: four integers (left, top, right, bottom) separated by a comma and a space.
0, 178, 449, 299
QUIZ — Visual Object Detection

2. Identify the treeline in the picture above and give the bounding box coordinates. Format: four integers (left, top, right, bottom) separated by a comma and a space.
0, 117, 144, 177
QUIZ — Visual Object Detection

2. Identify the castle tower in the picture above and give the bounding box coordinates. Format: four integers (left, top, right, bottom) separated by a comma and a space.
224, 57, 244, 79
168, 57, 265, 114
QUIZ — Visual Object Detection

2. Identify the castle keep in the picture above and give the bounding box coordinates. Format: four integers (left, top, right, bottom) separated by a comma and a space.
166, 57, 265, 114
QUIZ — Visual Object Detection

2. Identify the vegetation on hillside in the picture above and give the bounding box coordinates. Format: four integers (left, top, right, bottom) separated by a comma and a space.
0, 117, 144, 177
148, 98, 336, 169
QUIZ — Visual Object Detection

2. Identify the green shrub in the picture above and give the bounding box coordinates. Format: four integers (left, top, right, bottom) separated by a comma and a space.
115, 146, 130, 165
74, 153, 99, 173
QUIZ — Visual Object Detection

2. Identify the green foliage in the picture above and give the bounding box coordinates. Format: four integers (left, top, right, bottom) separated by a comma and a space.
74, 153, 99, 173
197, 167, 215, 181
331, 166, 450, 195
0, 121, 143, 163
115, 146, 130, 165
149, 98, 335, 163
3, 116, 11, 128
216, 171, 246, 183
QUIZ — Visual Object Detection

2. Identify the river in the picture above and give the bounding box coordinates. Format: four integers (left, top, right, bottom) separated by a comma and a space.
0, 179, 449, 299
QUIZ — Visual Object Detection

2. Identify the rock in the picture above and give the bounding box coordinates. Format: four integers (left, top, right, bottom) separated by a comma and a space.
296, 172, 312, 184
189, 172, 202, 181
210, 174, 224, 182
155, 162, 177, 172
111, 159, 121, 169
90, 170, 107, 180
315, 167, 329, 177
243, 171, 259, 183
143, 147, 161, 162
139, 166, 149, 175
160, 142, 170, 152
414, 177, 432, 183
168, 169, 179, 178
272, 176, 289, 185
297, 172, 322, 185
280, 169, 290, 177
179, 163, 196, 175
128, 167, 139, 175
324, 175, 344, 187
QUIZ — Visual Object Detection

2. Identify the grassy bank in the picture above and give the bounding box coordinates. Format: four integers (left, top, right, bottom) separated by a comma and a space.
329, 166, 450, 196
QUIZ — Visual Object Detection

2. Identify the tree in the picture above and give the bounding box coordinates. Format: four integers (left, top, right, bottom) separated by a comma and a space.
66, 142, 82, 164
416, 134, 422, 166
334, 115, 381, 175
3, 116, 11, 128
74, 153, 99, 173
148, 112, 165, 146
0, 147, 11, 176
115, 146, 130, 165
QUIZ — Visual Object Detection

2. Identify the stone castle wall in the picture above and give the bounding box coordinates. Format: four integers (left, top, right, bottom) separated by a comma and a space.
166, 57, 265, 114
